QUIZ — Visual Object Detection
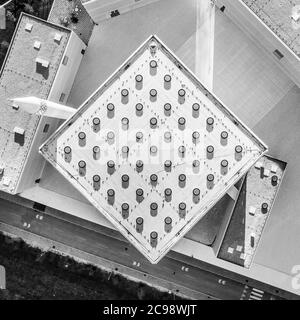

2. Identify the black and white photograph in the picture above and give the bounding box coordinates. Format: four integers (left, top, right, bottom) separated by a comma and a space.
0, 0, 299, 308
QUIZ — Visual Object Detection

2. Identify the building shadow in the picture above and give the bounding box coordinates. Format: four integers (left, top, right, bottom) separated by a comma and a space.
217, 174, 247, 267
36, 64, 49, 80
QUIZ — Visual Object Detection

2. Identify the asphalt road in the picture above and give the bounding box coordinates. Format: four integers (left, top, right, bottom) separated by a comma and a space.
0, 196, 285, 300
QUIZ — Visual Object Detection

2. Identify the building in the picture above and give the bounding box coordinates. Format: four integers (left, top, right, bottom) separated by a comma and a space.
215, 0, 300, 87
0, 13, 87, 194
40, 35, 267, 263
217, 155, 287, 268
0, 0, 297, 298
48, 0, 95, 45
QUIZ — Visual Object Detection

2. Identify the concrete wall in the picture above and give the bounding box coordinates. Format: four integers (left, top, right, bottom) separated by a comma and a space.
84, 0, 162, 22
48, 32, 87, 103
15, 32, 86, 194
215, 0, 300, 88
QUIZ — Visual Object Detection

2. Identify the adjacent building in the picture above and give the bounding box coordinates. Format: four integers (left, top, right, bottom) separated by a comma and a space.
48, 0, 95, 45
215, 0, 300, 87
0, 13, 87, 194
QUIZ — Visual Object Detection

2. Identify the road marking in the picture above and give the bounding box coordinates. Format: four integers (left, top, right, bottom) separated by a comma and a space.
23, 222, 31, 229
251, 291, 264, 298
0, 265, 5, 290
248, 287, 264, 300
181, 266, 189, 272
133, 261, 141, 267
252, 288, 264, 294
240, 285, 249, 300
249, 295, 261, 300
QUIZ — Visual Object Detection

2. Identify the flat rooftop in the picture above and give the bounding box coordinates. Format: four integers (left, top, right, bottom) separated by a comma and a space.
40, 35, 267, 264
242, 0, 300, 57
218, 155, 287, 268
0, 13, 70, 193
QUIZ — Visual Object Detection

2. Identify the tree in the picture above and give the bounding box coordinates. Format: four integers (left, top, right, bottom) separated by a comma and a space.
23, 3, 34, 14
0, 40, 9, 51
137, 284, 146, 300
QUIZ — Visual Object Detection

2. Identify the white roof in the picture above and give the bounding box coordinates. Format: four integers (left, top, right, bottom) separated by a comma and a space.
40, 35, 267, 264
54, 33, 62, 43
35, 57, 49, 68
24, 22, 33, 31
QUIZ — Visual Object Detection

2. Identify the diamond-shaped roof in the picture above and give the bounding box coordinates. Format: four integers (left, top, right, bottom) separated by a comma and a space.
40, 35, 267, 264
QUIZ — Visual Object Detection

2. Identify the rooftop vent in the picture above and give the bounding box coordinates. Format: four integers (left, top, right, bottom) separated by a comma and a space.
35, 57, 49, 68
291, 5, 300, 23
14, 127, 25, 136
54, 33, 62, 43
2, 176, 11, 187
11, 102, 19, 110
14, 127, 25, 145
25, 23, 33, 32
34, 41, 41, 50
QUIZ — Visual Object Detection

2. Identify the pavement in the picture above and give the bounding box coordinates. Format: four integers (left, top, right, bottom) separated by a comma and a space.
0, 194, 290, 300
68, 0, 199, 108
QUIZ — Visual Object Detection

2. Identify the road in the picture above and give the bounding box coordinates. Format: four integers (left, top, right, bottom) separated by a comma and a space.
0, 194, 290, 300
